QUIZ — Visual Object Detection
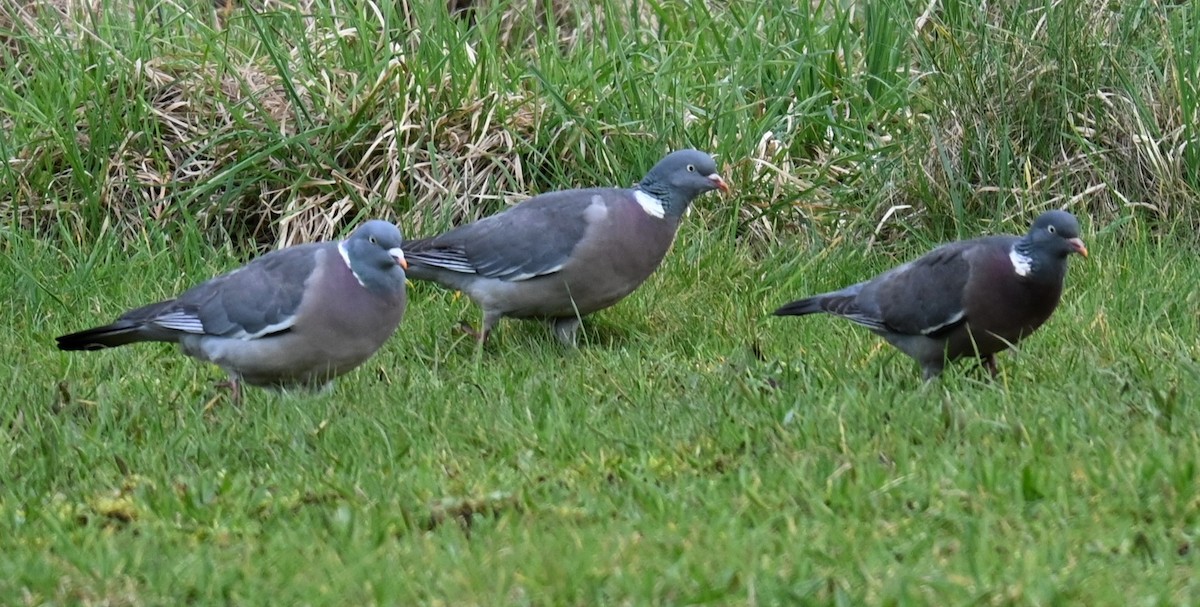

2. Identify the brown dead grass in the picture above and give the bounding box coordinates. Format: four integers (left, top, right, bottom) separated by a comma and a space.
892, 0, 1199, 236
1, 0, 577, 246
2, 0, 1194, 248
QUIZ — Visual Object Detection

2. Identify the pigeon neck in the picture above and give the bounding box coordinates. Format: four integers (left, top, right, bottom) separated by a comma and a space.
1011, 238, 1064, 285
339, 242, 405, 296
637, 182, 688, 218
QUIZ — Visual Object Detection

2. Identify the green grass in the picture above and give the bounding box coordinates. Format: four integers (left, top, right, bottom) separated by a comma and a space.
2, 221, 1199, 605
2, 0, 1200, 603
2, 0, 1198, 244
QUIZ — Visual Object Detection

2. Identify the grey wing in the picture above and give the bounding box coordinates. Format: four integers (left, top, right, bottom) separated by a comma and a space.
134, 244, 322, 339
406, 189, 608, 282
808, 283, 890, 332
866, 241, 976, 337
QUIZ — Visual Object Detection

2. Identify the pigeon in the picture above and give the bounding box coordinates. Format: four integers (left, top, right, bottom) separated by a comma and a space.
404, 149, 729, 345
773, 210, 1088, 379
56, 220, 409, 402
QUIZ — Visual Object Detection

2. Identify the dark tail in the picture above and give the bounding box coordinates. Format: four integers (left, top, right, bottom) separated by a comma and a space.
400, 238, 475, 281
56, 321, 148, 351
773, 297, 826, 317
399, 238, 436, 281
402, 236, 433, 251
57, 299, 179, 350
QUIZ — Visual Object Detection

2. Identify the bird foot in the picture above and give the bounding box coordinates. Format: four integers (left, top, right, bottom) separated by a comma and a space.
213, 379, 243, 405
981, 356, 999, 379
551, 317, 582, 347
456, 321, 490, 343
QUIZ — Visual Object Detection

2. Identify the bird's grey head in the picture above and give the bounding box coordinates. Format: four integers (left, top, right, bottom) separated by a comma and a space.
342, 220, 408, 293
1025, 210, 1088, 260
638, 149, 730, 216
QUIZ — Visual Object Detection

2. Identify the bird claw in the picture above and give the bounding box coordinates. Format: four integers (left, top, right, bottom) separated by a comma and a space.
552, 317, 582, 347
981, 356, 999, 378
457, 321, 489, 343
213, 379, 242, 405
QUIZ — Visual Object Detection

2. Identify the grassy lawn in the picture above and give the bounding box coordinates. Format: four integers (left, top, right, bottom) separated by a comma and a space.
2, 0, 1199, 604
4, 223, 1198, 604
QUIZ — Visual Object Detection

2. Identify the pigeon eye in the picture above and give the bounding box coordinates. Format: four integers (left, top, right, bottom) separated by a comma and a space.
686, 164, 695, 172
1047, 225, 1056, 234
369, 236, 378, 244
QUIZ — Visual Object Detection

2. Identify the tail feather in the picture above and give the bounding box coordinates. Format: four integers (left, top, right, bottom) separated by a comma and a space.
772, 297, 826, 317
775, 288, 889, 333
55, 321, 148, 351
402, 237, 477, 281
57, 299, 182, 351
402, 236, 432, 250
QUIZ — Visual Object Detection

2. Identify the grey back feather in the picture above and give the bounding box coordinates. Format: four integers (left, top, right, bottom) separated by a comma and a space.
158, 243, 324, 338
405, 189, 605, 281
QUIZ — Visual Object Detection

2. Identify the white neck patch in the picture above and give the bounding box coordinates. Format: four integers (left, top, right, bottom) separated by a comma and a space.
338, 242, 367, 287
1009, 246, 1032, 277
634, 190, 666, 219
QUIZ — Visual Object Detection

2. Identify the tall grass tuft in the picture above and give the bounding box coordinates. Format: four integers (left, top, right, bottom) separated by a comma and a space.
896, 0, 1199, 239
0, 0, 1195, 249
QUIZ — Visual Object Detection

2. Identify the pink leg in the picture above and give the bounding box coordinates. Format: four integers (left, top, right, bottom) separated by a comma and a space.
214, 378, 242, 404
982, 356, 999, 378
457, 321, 490, 343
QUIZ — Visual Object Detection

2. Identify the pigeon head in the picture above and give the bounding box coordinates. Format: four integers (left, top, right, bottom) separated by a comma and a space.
1012, 210, 1087, 284
342, 220, 408, 292
1026, 210, 1088, 260
638, 149, 730, 216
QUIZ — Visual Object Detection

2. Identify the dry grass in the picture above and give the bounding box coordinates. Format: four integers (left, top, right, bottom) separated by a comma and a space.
0, 0, 1195, 248
892, 0, 1199, 236
1, 0, 567, 245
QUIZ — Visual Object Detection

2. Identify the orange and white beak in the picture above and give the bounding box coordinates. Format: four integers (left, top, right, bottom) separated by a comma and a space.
1067, 237, 1088, 259
708, 173, 731, 194
390, 247, 409, 269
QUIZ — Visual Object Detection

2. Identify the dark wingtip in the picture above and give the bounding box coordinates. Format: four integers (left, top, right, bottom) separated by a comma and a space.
772, 299, 819, 317
55, 332, 101, 351
54, 325, 134, 351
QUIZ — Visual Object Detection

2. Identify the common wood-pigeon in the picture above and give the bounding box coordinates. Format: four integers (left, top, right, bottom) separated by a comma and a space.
773, 210, 1088, 379
404, 149, 729, 345
56, 220, 409, 401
